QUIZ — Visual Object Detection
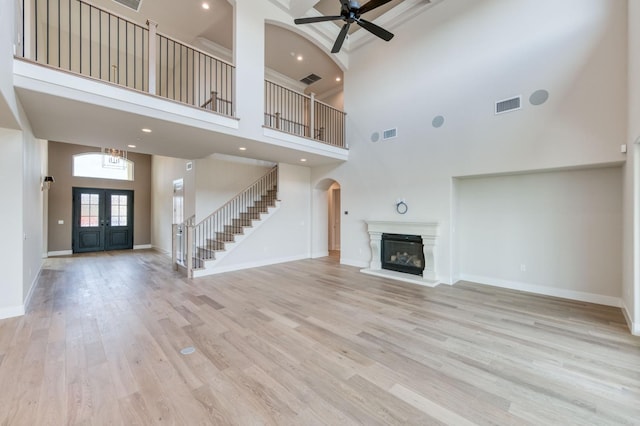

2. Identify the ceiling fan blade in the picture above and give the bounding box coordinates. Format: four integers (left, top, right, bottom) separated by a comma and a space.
358, 0, 394, 15
294, 15, 344, 25
332, 23, 351, 53
357, 18, 394, 41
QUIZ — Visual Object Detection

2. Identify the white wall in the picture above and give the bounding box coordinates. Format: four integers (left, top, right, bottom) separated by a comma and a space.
150, 155, 195, 254
215, 162, 311, 269
312, 0, 628, 285
194, 157, 272, 221
0, 0, 46, 319
0, 0, 20, 129
22, 125, 46, 303
625, 0, 639, 334
0, 128, 25, 318
456, 167, 623, 305
0, 123, 45, 319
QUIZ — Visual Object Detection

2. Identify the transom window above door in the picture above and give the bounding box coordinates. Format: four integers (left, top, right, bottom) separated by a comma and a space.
73, 153, 134, 181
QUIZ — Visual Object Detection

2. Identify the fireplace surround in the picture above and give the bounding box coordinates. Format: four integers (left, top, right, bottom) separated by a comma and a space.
362, 221, 440, 287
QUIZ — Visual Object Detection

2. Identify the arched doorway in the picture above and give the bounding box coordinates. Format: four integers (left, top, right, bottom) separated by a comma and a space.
327, 182, 341, 258
312, 178, 341, 260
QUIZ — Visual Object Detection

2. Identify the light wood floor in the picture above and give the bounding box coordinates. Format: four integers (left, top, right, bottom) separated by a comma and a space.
0, 250, 639, 425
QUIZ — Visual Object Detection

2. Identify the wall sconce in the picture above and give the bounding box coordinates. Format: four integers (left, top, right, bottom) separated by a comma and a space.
42, 176, 55, 190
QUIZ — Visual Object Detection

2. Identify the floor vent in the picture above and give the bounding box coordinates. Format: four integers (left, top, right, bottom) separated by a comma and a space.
112, 0, 142, 11
300, 73, 321, 85
495, 96, 521, 114
383, 128, 398, 140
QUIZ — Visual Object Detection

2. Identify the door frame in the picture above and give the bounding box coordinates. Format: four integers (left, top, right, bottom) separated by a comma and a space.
72, 187, 134, 253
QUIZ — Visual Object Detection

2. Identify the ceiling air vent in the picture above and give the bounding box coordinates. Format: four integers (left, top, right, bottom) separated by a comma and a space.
383, 128, 397, 140
112, 0, 142, 11
300, 73, 322, 85
495, 96, 521, 114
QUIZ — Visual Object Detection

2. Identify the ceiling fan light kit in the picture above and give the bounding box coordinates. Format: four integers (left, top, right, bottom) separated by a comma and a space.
294, 0, 395, 53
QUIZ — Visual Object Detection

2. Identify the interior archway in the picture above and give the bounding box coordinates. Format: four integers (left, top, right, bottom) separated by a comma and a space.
312, 178, 342, 260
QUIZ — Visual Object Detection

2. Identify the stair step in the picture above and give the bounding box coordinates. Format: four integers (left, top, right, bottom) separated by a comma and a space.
224, 225, 245, 234
215, 232, 236, 242
196, 247, 217, 260
247, 206, 269, 214
254, 200, 275, 208
240, 212, 262, 220
205, 239, 226, 250
232, 218, 254, 227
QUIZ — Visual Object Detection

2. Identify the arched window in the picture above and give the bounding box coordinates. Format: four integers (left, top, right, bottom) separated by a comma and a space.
73, 153, 135, 181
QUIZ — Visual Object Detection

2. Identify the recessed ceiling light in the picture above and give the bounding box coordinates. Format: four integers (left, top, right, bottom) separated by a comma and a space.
336, 77, 341, 82
127, 144, 136, 148
202, 2, 210, 10
239, 147, 247, 151
297, 55, 303, 61
300, 158, 307, 162
141, 128, 152, 133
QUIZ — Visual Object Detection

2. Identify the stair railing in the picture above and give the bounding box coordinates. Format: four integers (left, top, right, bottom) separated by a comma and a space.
20, 0, 236, 117
264, 80, 347, 148
184, 165, 278, 278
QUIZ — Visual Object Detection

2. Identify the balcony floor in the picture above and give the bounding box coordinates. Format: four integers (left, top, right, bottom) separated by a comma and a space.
13, 59, 348, 165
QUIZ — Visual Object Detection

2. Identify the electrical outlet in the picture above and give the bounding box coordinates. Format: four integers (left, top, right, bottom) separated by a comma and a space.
520, 264, 527, 272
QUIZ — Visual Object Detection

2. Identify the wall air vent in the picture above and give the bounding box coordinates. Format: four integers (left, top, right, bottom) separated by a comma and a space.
112, 0, 142, 11
383, 128, 398, 140
495, 96, 522, 114
300, 73, 322, 85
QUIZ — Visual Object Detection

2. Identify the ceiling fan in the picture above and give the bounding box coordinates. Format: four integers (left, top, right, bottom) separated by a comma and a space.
294, 0, 395, 53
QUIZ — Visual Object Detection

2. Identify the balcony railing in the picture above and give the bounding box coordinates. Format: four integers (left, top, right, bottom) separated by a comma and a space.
19, 0, 235, 117
264, 80, 346, 149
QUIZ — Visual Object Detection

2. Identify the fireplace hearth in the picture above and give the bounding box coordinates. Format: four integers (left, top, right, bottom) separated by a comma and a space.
381, 233, 424, 276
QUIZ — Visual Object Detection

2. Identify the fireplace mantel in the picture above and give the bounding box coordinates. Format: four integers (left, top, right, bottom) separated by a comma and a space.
362, 221, 440, 287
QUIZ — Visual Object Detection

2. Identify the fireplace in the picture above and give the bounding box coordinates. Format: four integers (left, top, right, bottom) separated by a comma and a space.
362, 221, 440, 287
381, 233, 424, 276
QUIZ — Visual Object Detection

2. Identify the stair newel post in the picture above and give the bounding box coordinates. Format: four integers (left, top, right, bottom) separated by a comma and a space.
172, 223, 178, 271
310, 92, 315, 139
186, 224, 194, 278
146, 20, 158, 95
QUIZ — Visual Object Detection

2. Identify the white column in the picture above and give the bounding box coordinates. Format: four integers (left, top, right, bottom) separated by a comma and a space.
234, 0, 265, 136
369, 231, 382, 270
147, 20, 158, 95
422, 235, 437, 281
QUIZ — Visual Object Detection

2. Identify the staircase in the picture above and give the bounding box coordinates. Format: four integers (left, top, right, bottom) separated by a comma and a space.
173, 166, 280, 278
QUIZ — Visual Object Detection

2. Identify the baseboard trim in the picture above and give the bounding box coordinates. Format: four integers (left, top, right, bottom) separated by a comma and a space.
47, 250, 72, 257
311, 251, 329, 259
23, 266, 42, 313
340, 258, 369, 268
134, 244, 153, 250
622, 303, 640, 336
152, 246, 171, 256
194, 254, 308, 277
0, 305, 25, 320
458, 274, 622, 307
